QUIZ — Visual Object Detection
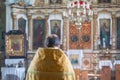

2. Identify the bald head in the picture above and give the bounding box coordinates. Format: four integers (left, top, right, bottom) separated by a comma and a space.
45, 34, 60, 47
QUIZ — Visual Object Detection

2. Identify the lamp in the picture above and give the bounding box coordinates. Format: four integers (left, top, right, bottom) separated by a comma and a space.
63, 0, 93, 29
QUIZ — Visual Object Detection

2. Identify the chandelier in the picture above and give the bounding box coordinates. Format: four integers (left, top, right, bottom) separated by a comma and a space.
63, 0, 93, 29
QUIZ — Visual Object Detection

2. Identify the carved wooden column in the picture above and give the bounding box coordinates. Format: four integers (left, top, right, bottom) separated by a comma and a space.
27, 15, 31, 50
111, 14, 116, 49
45, 15, 49, 38
62, 17, 68, 51
93, 14, 98, 49
12, 14, 17, 30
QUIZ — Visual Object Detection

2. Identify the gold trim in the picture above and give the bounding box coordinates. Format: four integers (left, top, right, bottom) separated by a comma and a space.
5, 35, 24, 57
18, 10, 26, 14
35, 10, 42, 14
51, 9, 61, 14
36, 16, 43, 19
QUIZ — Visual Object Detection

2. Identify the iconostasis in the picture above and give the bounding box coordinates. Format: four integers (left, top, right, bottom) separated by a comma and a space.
3, 0, 120, 71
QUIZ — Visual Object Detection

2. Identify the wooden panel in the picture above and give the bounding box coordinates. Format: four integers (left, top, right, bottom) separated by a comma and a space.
115, 64, 120, 80
80, 22, 91, 49
74, 68, 81, 80
69, 22, 91, 49
100, 66, 111, 80
69, 23, 79, 49
0, 0, 6, 50
81, 71, 89, 80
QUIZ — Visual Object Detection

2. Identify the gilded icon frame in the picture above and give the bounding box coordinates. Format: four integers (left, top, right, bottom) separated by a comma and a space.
5, 35, 24, 58
68, 53, 80, 67
50, 20, 61, 39
99, 19, 111, 49
82, 57, 92, 70
33, 19, 46, 50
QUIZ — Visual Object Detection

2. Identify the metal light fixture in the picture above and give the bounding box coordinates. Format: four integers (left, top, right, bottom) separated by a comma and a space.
63, 0, 93, 29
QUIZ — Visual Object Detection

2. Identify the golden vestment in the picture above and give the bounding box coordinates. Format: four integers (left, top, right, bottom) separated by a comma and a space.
26, 48, 75, 80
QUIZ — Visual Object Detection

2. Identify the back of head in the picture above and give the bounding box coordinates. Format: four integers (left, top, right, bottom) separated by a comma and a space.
45, 34, 60, 47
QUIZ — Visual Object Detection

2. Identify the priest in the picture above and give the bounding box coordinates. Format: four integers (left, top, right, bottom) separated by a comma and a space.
26, 34, 75, 80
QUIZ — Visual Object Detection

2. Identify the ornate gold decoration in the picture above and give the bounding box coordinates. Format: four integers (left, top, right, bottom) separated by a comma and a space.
19, 10, 26, 14
34, 0, 44, 6
101, 9, 109, 12
5, 35, 24, 58
36, 16, 43, 19
35, 10, 42, 14
82, 57, 91, 70
45, 15, 49, 37
18, 1, 25, 6
51, 9, 61, 14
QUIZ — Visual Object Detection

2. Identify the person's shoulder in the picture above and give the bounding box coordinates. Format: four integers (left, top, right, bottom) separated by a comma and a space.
37, 47, 44, 50
36, 48, 43, 52
37, 47, 63, 52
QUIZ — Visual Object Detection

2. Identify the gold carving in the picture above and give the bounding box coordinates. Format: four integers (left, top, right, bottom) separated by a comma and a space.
112, 14, 116, 19
35, 10, 42, 14
27, 15, 31, 20
19, 10, 25, 13
51, 9, 60, 14
12, 14, 16, 19
34, 0, 44, 6
18, 1, 25, 6
36, 16, 42, 19
101, 9, 109, 12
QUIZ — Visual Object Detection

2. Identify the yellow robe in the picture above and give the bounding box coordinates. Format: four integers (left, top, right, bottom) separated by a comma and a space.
26, 48, 75, 80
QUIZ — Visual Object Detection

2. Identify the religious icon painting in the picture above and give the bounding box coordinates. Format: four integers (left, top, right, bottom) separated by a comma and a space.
82, 57, 91, 70
5, 35, 25, 58
33, 19, 46, 50
116, 18, 120, 49
99, 19, 111, 49
11, 39, 21, 51
50, 20, 61, 40
18, 17, 26, 33
68, 53, 80, 67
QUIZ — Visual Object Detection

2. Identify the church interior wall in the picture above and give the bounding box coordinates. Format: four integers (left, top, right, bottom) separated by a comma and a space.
4, 0, 120, 58
1, 0, 120, 79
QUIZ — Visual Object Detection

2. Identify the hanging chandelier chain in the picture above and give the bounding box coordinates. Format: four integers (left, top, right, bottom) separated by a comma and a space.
63, 0, 93, 29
